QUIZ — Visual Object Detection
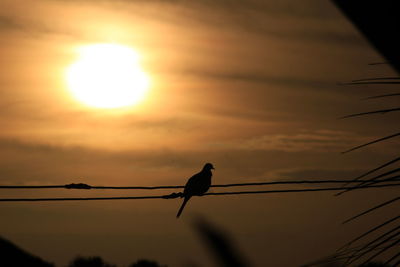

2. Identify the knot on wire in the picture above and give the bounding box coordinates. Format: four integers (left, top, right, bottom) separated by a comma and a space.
163, 192, 184, 199
65, 183, 92, 189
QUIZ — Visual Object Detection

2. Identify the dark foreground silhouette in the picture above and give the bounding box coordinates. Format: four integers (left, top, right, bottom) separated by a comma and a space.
1, 233, 393, 266
0, 236, 167, 267
68, 256, 116, 267
0, 237, 54, 267
194, 219, 248, 267
68, 257, 167, 267
176, 163, 214, 218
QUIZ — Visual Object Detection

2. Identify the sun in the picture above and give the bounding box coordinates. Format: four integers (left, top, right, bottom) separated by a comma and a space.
66, 44, 150, 109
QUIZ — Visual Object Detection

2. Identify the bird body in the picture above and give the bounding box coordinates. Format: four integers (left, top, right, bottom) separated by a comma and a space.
176, 163, 214, 218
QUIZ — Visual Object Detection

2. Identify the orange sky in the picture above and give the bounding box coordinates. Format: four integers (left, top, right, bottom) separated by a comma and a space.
0, 0, 399, 266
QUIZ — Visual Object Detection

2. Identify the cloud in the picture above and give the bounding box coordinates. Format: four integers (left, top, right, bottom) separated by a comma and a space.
0, 0, 364, 47
274, 168, 364, 180
0, 14, 69, 37
181, 69, 334, 89
0, 16, 22, 31
212, 130, 368, 152
0, 135, 358, 186
47, 0, 341, 20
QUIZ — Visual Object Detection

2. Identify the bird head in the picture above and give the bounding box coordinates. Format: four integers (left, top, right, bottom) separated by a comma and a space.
203, 163, 215, 170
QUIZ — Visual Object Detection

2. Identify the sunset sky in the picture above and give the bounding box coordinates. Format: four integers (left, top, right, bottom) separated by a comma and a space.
0, 0, 399, 266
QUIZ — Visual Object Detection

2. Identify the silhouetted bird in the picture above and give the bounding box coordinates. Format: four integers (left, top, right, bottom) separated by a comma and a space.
176, 163, 214, 218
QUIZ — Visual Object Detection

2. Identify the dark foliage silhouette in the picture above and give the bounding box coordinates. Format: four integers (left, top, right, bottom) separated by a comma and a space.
358, 262, 393, 267
311, 1, 400, 265
333, 1, 400, 73
176, 163, 214, 218
67, 256, 116, 267
129, 259, 168, 267
0, 236, 54, 267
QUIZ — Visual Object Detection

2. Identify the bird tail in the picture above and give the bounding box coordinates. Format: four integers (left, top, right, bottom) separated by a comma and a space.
176, 197, 190, 218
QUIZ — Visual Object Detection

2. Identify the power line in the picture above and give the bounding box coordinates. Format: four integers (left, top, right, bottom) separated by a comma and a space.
1, 179, 398, 190
1, 183, 399, 202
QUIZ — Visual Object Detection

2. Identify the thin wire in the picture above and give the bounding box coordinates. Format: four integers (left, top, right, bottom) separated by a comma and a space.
368, 62, 389, 65
1, 183, 400, 202
340, 108, 400, 119
363, 93, 400, 100
352, 77, 400, 82
342, 196, 400, 224
336, 156, 400, 192
341, 81, 400, 85
341, 132, 400, 154
1, 179, 397, 190
337, 215, 400, 253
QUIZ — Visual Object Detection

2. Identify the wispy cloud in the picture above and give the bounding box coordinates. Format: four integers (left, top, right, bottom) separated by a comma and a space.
212, 130, 368, 152
273, 167, 364, 180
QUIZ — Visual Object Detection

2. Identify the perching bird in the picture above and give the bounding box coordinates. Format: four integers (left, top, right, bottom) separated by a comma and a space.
176, 163, 214, 218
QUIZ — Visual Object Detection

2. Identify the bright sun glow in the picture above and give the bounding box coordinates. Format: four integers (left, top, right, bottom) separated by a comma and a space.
66, 44, 150, 109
